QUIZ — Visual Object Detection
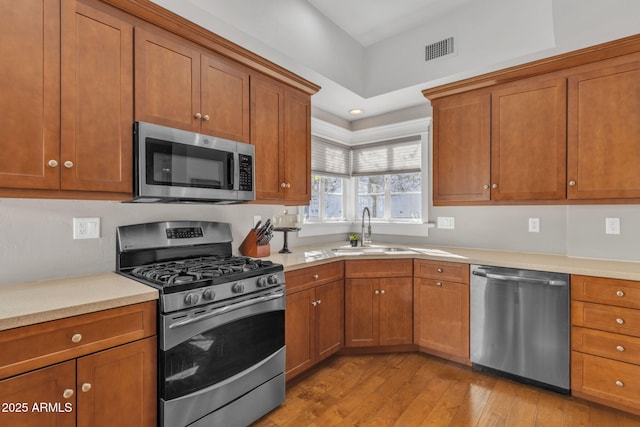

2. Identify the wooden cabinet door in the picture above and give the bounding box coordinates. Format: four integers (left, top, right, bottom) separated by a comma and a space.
432, 91, 491, 204
134, 27, 200, 132
378, 277, 413, 346
285, 289, 315, 380
77, 337, 157, 427
251, 74, 285, 200
491, 78, 567, 200
283, 87, 311, 203
61, 1, 133, 193
345, 279, 378, 347
567, 56, 640, 200
316, 280, 344, 361
0, 361, 75, 427
414, 278, 469, 359
0, 0, 60, 190
200, 53, 250, 142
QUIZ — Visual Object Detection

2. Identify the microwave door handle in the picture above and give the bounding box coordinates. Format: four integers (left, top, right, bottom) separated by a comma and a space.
229, 153, 237, 190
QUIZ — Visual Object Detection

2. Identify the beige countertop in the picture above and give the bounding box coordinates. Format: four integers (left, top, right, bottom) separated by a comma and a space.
0, 273, 158, 332
265, 242, 640, 282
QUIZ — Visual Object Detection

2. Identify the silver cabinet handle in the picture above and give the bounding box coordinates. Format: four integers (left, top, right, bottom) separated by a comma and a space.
436, 282, 443, 287
491, 183, 498, 189
194, 112, 202, 119
280, 183, 286, 188
616, 345, 625, 352
436, 268, 443, 273
64, 161, 74, 168
616, 380, 624, 387
63, 389, 74, 399
81, 383, 92, 393
48, 160, 58, 167
203, 114, 210, 121
71, 333, 82, 343
312, 274, 319, 280
317, 299, 322, 305
569, 180, 576, 186
285, 183, 291, 188
483, 184, 489, 190
374, 290, 380, 295
616, 318, 625, 325
311, 301, 317, 307
617, 290, 625, 297
380, 290, 385, 295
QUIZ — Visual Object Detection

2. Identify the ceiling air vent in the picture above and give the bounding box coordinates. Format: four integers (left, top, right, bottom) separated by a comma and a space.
425, 36, 455, 62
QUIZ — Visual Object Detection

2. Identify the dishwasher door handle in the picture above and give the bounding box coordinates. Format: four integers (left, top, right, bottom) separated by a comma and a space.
472, 269, 567, 286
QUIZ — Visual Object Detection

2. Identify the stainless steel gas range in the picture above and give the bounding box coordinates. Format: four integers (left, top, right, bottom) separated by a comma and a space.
116, 221, 285, 427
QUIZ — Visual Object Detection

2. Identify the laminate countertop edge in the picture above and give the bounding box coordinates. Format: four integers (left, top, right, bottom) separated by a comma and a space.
265, 242, 640, 282
0, 272, 158, 331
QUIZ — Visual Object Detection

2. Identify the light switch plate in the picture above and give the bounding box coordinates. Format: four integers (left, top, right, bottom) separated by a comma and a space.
437, 217, 455, 230
605, 217, 621, 235
73, 217, 100, 239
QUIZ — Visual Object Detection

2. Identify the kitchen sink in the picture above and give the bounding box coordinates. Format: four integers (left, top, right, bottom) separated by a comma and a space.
331, 246, 418, 255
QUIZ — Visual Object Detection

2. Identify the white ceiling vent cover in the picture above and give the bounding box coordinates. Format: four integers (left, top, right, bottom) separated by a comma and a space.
425, 36, 456, 62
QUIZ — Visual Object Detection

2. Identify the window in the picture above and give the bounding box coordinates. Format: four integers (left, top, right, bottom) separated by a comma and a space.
304, 134, 424, 224
357, 173, 422, 221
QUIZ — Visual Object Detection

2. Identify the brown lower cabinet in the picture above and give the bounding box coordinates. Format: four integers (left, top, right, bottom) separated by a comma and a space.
0, 302, 157, 426
344, 260, 413, 348
285, 262, 344, 380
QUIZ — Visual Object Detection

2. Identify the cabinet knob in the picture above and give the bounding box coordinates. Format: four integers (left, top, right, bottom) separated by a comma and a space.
483, 184, 489, 190
71, 333, 82, 343
311, 301, 317, 306
194, 112, 202, 119
374, 290, 380, 295
436, 268, 443, 273
203, 114, 210, 121
285, 183, 291, 188
436, 282, 443, 287
616, 345, 625, 352
280, 183, 286, 188
616, 318, 625, 325
569, 180, 576, 186
491, 183, 498, 189
64, 161, 74, 168
380, 289, 385, 295
81, 383, 92, 393
312, 274, 319, 280
48, 159, 58, 167
616, 290, 625, 297
616, 380, 624, 387
317, 299, 322, 305
62, 389, 74, 399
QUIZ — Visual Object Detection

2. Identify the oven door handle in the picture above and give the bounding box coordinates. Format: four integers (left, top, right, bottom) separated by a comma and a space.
168, 291, 285, 329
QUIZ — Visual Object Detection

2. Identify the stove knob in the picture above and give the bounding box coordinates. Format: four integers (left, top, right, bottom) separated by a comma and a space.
202, 288, 215, 301
257, 277, 268, 288
267, 274, 279, 285
184, 293, 200, 305
232, 283, 245, 294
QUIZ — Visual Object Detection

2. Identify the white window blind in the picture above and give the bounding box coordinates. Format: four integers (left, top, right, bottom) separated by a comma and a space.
351, 137, 422, 176
311, 136, 351, 177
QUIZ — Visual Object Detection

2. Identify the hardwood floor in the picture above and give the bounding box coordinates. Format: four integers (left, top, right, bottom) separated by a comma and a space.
252, 353, 640, 426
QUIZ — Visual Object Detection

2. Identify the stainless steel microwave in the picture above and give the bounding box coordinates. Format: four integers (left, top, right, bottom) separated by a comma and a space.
132, 122, 255, 203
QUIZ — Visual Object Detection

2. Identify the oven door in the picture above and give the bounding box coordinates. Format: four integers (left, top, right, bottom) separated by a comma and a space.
134, 121, 243, 202
159, 286, 285, 427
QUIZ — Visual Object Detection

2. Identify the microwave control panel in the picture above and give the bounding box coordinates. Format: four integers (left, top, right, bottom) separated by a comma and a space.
238, 154, 253, 191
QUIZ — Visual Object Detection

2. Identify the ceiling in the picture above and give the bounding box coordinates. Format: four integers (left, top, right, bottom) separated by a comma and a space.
151, 0, 639, 123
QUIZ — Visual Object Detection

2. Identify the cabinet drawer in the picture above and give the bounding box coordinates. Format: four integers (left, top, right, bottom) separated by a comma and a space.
572, 351, 640, 411
572, 301, 640, 337
572, 326, 640, 365
0, 301, 156, 380
286, 261, 344, 292
345, 259, 412, 278
572, 275, 640, 309
414, 259, 469, 283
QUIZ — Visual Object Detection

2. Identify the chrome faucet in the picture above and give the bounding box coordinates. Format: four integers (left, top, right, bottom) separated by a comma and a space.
361, 207, 372, 247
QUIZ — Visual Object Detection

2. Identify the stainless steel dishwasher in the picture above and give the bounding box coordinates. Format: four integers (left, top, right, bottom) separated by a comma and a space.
470, 264, 570, 393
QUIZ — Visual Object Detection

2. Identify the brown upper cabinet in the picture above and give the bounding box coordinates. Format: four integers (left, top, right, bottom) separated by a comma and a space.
251, 74, 312, 203
567, 53, 640, 200
426, 34, 640, 205
431, 76, 566, 205
134, 26, 250, 142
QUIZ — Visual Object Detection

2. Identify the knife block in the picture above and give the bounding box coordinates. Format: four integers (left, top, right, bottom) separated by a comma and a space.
239, 230, 270, 258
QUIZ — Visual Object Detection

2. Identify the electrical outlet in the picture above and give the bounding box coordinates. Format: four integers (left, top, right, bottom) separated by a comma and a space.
73, 218, 100, 239
528, 218, 540, 233
437, 217, 455, 230
605, 217, 621, 235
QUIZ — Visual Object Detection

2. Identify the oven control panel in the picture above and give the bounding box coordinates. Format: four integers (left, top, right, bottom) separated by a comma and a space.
166, 227, 204, 239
